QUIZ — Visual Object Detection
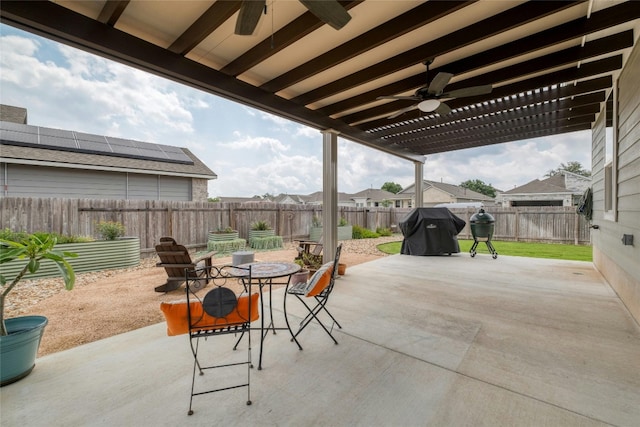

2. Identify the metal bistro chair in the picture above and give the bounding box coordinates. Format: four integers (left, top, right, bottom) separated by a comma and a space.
284, 244, 342, 350
178, 264, 259, 414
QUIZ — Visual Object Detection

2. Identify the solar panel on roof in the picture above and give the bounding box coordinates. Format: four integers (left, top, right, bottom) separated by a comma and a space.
0, 121, 194, 165
165, 151, 194, 162
39, 135, 77, 150
0, 128, 39, 144
76, 138, 112, 153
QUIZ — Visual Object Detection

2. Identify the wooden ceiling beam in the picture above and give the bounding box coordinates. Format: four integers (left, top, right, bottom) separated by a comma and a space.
291, 1, 580, 105
344, 31, 631, 125
97, 0, 129, 26
258, 0, 474, 92
387, 95, 602, 146
169, 1, 241, 55
392, 102, 601, 148
320, 2, 639, 116
359, 55, 621, 131
399, 114, 596, 150
369, 77, 610, 138
222, 1, 362, 76
417, 123, 591, 155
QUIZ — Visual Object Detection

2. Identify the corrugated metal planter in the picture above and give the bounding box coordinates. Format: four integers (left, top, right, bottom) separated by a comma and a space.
0, 237, 140, 282
208, 231, 239, 241
248, 229, 275, 240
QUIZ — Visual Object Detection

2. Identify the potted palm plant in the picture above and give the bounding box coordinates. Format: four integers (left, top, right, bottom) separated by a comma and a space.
248, 220, 282, 249
0, 233, 76, 386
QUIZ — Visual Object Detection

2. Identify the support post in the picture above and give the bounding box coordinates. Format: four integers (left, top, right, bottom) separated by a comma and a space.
414, 161, 424, 208
322, 129, 339, 263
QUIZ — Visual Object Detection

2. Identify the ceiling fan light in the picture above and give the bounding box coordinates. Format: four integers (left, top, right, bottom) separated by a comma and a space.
418, 99, 440, 112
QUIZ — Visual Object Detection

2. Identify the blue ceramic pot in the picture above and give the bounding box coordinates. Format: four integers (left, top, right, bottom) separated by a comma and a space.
0, 316, 48, 386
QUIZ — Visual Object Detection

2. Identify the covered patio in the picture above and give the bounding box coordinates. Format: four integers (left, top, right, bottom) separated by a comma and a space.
3, 254, 639, 426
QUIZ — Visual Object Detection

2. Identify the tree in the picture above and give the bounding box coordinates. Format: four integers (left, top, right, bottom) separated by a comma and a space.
460, 179, 497, 198
545, 161, 591, 177
381, 182, 402, 194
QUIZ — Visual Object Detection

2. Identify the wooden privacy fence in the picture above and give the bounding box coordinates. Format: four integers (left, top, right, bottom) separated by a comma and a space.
0, 198, 591, 256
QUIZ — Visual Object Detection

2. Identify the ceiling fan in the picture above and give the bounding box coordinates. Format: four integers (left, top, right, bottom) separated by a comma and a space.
235, 0, 351, 35
377, 59, 493, 119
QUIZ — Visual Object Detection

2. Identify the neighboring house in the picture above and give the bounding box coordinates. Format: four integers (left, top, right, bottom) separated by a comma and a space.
301, 191, 354, 207
399, 180, 495, 208
0, 106, 216, 202
591, 43, 640, 324
498, 171, 591, 207
271, 194, 307, 205
350, 188, 398, 207
217, 196, 267, 203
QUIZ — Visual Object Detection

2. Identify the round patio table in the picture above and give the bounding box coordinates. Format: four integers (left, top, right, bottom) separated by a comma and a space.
231, 262, 301, 370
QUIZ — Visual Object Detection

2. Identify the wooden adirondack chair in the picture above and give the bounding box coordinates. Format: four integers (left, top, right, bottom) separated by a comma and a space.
155, 237, 216, 292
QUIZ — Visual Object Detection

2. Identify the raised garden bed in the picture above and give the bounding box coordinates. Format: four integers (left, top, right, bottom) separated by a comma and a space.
0, 237, 140, 281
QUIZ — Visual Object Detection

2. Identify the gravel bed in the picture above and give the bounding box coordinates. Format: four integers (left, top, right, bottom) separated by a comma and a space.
4, 235, 402, 317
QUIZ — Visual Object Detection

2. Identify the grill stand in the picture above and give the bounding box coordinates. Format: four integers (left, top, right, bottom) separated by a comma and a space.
470, 239, 498, 259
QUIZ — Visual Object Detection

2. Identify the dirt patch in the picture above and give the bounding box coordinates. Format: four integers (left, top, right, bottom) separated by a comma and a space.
7, 238, 399, 356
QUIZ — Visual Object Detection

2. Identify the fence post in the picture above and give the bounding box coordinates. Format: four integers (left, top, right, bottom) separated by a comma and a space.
574, 211, 579, 245
167, 206, 173, 236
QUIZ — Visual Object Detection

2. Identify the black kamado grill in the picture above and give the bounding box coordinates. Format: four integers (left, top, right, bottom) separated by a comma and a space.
469, 209, 498, 259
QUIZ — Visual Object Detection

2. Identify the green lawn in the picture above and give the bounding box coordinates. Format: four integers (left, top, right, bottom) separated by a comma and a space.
377, 239, 592, 262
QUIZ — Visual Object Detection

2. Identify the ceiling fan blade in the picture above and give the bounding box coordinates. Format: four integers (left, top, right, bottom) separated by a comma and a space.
235, 0, 266, 35
427, 72, 453, 95
299, 0, 351, 30
441, 84, 493, 99
377, 95, 420, 101
387, 105, 418, 119
434, 102, 452, 115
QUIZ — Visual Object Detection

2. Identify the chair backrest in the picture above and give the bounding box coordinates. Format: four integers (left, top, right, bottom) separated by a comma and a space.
323, 243, 342, 295
304, 243, 342, 298
185, 265, 259, 334
155, 238, 198, 277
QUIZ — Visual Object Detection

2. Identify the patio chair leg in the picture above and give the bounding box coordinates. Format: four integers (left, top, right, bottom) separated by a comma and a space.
283, 290, 303, 350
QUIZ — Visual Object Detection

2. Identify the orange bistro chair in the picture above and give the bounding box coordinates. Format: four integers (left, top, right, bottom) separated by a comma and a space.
160, 264, 259, 414
284, 244, 342, 350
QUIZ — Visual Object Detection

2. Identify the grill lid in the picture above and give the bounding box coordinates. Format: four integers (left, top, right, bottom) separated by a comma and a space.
470, 209, 495, 224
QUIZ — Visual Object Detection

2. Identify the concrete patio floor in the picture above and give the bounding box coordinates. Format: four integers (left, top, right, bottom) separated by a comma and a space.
2, 253, 639, 426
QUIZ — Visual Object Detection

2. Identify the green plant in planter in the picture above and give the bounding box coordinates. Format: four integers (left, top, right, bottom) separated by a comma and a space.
0, 233, 77, 336
214, 226, 236, 234
312, 215, 322, 227
339, 217, 349, 226
250, 220, 272, 231
95, 220, 125, 241
301, 251, 323, 270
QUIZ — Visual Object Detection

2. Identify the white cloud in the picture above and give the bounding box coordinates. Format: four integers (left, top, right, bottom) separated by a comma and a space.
219, 133, 289, 152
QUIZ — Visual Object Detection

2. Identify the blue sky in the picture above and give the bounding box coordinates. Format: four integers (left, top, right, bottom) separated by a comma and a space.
0, 24, 592, 197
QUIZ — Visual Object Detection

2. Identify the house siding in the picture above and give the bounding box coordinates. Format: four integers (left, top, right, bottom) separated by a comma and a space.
0, 163, 193, 201
592, 41, 640, 323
